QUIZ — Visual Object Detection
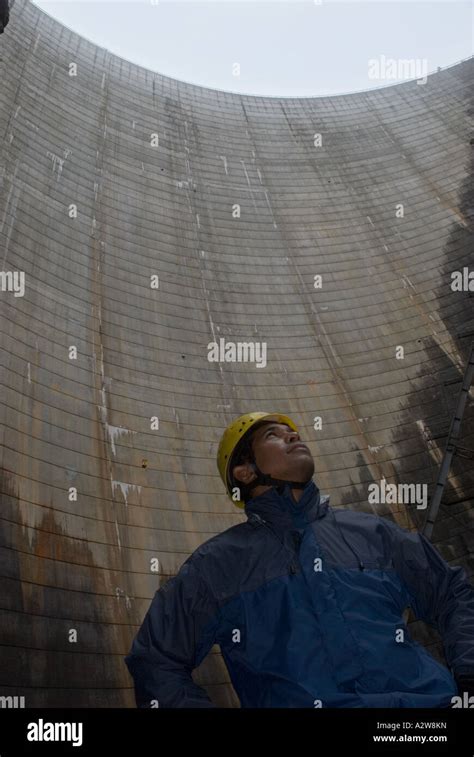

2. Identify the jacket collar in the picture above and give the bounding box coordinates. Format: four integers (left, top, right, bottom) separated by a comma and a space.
244, 479, 330, 530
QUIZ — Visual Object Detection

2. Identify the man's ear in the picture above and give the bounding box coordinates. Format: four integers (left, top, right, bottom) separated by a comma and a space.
232, 463, 257, 486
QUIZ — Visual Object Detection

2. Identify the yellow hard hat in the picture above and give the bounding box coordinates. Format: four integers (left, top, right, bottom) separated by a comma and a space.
217, 412, 299, 508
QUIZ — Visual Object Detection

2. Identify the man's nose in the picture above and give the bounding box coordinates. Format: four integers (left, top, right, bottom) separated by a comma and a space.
287, 431, 300, 443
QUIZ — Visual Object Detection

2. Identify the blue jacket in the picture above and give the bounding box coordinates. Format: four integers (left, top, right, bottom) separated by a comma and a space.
124, 479, 474, 707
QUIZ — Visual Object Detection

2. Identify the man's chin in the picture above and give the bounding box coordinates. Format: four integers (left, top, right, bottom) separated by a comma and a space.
289, 462, 315, 484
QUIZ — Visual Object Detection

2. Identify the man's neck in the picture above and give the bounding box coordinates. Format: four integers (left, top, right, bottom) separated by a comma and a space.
250, 484, 305, 504
290, 487, 305, 503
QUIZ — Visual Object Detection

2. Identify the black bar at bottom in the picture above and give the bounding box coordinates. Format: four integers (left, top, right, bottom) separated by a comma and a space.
0, 707, 473, 756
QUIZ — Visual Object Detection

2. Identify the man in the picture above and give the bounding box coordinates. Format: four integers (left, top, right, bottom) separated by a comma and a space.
0, 0, 9, 33
124, 412, 474, 707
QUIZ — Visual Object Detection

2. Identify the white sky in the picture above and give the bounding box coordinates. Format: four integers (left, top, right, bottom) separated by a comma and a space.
32, 0, 473, 97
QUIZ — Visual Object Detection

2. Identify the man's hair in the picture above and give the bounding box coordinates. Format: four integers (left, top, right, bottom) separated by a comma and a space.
228, 420, 273, 503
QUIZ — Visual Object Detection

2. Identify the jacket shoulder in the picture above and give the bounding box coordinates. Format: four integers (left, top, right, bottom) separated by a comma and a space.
190, 520, 255, 564
331, 507, 413, 561
183, 520, 259, 601
333, 506, 404, 533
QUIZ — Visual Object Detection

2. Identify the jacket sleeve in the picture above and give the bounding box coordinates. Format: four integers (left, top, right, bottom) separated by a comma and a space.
124, 558, 220, 708
383, 519, 474, 680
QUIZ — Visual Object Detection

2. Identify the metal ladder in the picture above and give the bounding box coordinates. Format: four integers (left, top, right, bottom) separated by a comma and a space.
423, 341, 474, 540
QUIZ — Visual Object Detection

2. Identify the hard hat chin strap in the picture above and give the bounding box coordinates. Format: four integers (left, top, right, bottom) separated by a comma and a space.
250, 462, 312, 492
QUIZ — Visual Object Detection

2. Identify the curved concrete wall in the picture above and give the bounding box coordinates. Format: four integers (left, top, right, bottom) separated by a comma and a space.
0, 0, 473, 707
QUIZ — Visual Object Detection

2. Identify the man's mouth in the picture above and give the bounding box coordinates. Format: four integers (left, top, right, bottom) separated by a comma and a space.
288, 444, 310, 454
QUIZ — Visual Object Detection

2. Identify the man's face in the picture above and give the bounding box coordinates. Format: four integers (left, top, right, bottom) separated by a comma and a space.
232, 421, 315, 493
